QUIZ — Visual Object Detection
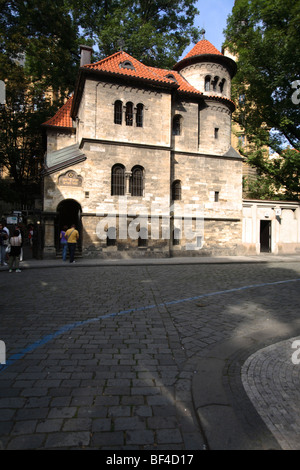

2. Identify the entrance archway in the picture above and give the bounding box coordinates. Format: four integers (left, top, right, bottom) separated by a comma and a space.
57, 199, 82, 252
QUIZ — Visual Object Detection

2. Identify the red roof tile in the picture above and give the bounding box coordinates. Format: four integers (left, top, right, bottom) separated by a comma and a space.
148, 67, 202, 96
43, 96, 73, 128
83, 51, 175, 86
182, 39, 223, 60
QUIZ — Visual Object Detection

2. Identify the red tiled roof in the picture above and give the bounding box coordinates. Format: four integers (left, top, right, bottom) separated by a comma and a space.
182, 39, 223, 60
43, 95, 73, 128
83, 51, 175, 87
147, 67, 202, 96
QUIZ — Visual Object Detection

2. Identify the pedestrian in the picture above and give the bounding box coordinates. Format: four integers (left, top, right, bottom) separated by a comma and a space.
0, 223, 8, 266
1, 220, 9, 264
65, 224, 79, 263
16, 224, 24, 261
8, 229, 22, 272
60, 225, 68, 261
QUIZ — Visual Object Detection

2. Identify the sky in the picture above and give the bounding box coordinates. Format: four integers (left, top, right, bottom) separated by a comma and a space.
181, 0, 236, 58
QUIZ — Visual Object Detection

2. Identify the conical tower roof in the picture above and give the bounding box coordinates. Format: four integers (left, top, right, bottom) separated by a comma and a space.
173, 39, 237, 77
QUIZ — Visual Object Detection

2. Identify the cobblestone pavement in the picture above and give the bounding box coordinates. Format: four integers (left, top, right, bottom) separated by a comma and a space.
0, 260, 300, 450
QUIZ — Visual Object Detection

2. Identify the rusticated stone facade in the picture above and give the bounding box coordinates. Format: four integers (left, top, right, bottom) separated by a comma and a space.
42, 39, 246, 258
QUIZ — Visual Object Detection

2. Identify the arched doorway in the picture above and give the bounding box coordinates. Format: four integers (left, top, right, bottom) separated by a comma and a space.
56, 199, 82, 252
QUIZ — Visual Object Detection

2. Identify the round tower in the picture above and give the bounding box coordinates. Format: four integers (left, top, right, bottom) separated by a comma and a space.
173, 39, 237, 155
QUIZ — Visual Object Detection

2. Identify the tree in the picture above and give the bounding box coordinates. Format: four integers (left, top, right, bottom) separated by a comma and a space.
224, 0, 300, 199
68, 0, 201, 68
0, 0, 201, 206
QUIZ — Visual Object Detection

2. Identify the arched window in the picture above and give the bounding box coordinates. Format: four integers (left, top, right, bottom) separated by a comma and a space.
205, 75, 211, 91
172, 115, 182, 136
114, 100, 122, 125
172, 180, 181, 200
111, 164, 125, 195
125, 102, 133, 126
212, 76, 219, 91
219, 78, 226, 93
136, 103, 144, 127
130, 166, 144, 196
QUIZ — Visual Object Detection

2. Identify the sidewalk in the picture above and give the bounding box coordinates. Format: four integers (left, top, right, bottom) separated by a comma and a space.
1, 252, 300, 271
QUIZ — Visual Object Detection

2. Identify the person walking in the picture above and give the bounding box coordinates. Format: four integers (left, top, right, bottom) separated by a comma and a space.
8, 229, 22, 272
60, 225, 68, 261
0, 223, 8, 266
65, 224, 79, 263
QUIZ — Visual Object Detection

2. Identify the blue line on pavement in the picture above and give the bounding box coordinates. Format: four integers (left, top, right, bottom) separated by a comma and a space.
1, 277, 300, 373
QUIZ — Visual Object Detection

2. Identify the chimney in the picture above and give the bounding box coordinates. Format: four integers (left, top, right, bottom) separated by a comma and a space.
80, 45, 93, 67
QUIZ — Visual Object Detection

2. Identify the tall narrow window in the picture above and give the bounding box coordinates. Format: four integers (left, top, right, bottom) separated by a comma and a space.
111, 164, 125, 195
114, 100, 122, 125
172, 115, 181, 136
130, 166, 144, 196
214, 128, 219, 139
212, 76, 219, 91
205, 76, 211, 91
220, 79, 226, 93
172, 180, 181, 200
136, 103, 144, 127
125, 102, 133, 126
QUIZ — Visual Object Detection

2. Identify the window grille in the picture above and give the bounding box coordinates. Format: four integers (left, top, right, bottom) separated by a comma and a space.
130, 166, 143, 196
136, 103, 143, 127
114, 100, 122, 125
125, 102, 133, 126
111, 164, 125, 195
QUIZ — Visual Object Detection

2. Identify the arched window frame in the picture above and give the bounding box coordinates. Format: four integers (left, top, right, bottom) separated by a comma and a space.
125, 101, 133, 126
172, 180, 181, 201
205, 75, 211, 91
136, 103, 144, 127
114, 100, 123, 125
130, 165, 144, 196
111, 164, 125, 196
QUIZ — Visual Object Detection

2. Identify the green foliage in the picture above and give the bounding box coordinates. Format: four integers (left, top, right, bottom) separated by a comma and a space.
225, 0, 300, 199
69, 0, 200, 68
0, 0, 200, 205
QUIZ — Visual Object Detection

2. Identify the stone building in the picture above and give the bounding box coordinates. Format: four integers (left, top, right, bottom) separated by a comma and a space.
41, 39, 300, 258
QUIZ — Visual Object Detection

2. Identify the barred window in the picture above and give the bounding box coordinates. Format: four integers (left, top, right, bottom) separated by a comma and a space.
136, 103, 143, 127
111, 164, 125, 195
125, 102, 133, 126
205, 75, 211, 91
130, 166, 144, 196
114, 100, 122, 125
172, 180, 181, 200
